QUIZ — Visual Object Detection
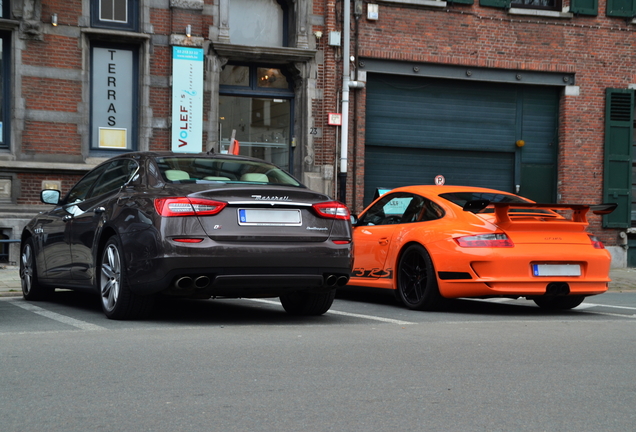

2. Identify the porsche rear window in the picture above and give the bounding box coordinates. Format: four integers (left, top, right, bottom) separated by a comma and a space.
439, 192, 550, 214
439, 192, 529, 207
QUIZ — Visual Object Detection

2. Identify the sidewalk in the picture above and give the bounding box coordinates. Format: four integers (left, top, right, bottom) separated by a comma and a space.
1, 264, 635, 297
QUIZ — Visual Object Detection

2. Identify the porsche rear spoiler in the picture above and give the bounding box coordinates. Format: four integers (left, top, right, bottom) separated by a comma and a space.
463, 200, 617, 224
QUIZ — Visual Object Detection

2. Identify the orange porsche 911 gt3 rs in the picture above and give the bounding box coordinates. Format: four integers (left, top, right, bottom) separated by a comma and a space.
348, 185, 616, 311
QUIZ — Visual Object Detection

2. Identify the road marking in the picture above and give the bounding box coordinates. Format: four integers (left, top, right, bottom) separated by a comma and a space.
579, 302, 636, 311
7, 299, 106, 331
247, 298, 416, 325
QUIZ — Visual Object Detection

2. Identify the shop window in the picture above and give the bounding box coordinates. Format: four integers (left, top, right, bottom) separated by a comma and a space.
0, 33, 9, 149
229, 0, 288, 47
0, 1, 9, 18
220, 65, 294, 171
511, 0, 562, 10
0, 232, 8, 264
90, 44, 138, 153
91, 0, 138, 32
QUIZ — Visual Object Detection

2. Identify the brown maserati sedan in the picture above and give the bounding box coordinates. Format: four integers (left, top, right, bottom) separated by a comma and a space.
20, 152, 352, 319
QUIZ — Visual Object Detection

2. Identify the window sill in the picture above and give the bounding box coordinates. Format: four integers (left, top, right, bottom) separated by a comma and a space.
379, 0, 447, 7
81, 27, 151, 41
508, 8, 573, 19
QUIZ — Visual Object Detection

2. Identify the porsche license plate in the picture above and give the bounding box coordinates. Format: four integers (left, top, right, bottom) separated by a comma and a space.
532, 264, 581, 277
238, 209, 302, 226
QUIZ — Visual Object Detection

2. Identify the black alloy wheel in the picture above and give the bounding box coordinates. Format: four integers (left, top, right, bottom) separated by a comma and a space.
20, 237, 53, 300
396, 244, 443, 311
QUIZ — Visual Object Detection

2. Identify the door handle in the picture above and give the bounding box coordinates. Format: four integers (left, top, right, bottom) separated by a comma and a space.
378, 237, 389, 246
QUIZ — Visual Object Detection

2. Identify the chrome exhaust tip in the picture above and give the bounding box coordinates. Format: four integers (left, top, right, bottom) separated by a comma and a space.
194, 276, 210, 289
336, 276, 349, 287
175, 276, 193, 290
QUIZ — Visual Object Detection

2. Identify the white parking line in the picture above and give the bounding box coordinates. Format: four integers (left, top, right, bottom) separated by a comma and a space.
7, 299, 107, 331
247, 298, 416, 325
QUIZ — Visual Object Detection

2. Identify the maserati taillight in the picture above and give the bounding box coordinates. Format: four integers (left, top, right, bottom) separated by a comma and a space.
154, 197, 227, 217
455, 233, 514, 248
312, 201, 350, 220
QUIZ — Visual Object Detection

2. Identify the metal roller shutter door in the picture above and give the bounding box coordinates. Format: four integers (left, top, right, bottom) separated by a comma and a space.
363, 74, 559, 206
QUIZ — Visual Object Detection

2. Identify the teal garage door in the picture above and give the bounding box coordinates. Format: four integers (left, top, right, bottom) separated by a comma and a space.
364, 74, 560, 206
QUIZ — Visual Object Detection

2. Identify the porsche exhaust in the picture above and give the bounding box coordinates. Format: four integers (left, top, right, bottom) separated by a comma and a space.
546, 282, 570, 296
325, 274, 350, 287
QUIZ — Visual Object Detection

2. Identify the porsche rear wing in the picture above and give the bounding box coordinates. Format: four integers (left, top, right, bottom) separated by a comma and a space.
463, 200, 617, 225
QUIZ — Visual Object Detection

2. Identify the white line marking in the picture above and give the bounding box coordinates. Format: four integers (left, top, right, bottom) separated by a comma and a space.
247, 298, 416, 325
580, 302, 636, 311
7, 299, 106, 331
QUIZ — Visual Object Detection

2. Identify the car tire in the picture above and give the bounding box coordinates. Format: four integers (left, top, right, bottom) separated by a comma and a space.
99, 236, 154, 320
532, 295, 585, 310
280, 289, 336, 316
396, 244, 443, 311
20, 237, 54, 301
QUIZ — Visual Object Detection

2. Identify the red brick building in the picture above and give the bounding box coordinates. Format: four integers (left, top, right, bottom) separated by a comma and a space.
0, 0, 634, 267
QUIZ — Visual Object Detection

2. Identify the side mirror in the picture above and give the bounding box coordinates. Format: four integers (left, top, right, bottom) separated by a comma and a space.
350, 215, 358, 225
41, 189, 61, 205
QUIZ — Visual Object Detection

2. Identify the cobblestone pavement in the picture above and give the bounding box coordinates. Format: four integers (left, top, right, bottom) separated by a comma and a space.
1, 264, 634, 297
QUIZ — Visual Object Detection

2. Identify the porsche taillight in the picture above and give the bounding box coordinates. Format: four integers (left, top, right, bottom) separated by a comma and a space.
312, 201, 350, 220
154, 197, 227, 217
589, 235, 605, 249
455, 233, 514, 248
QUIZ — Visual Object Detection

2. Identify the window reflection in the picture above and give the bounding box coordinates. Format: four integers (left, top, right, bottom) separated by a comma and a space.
219, 96, 290, 170
257, 68, 288, 89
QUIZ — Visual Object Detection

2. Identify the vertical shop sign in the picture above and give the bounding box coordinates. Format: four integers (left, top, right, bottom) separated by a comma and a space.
171, 47, 204, 153
92, 47, 134, 149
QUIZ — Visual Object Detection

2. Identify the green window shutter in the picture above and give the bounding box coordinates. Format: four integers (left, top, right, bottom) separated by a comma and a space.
607, 0, 636, 17
603, 88, 634, 228
571, 0, 598, 15
479, 0, 510, 8
450, 0, 474, 4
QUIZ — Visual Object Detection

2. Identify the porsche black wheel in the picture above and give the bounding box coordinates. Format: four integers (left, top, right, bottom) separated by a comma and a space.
20, 237, 53, 301
396, 244, 442, 311
532, 295, 585, 310
280, 289, 336, 316
99, 236, 154, 320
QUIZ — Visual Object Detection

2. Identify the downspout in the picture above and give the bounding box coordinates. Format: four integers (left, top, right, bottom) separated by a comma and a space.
338, 0, 351, 203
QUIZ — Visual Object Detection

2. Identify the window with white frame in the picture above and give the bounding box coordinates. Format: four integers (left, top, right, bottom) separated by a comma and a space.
91, 0, 138, 31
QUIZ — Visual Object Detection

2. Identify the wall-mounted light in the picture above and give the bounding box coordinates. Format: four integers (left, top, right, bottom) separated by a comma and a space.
52, 13, 58, 27
186, 25, 192, 37
314, 31, 323, 40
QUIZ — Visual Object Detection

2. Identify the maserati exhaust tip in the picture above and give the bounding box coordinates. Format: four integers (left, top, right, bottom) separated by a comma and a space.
175, 276, 193, 290
194, 276, 210, 289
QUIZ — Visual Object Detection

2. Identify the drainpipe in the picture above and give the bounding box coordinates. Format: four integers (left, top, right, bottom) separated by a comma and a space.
338, 0, 351, 204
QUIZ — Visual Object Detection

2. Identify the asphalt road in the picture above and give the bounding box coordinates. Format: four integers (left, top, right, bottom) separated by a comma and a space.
1, 289, 635, 432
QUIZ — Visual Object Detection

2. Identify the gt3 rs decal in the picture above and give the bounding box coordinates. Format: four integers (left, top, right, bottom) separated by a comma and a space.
352, 268, 393, 278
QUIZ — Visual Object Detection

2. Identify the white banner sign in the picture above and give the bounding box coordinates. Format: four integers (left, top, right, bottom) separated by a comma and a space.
171, 47, 204, 153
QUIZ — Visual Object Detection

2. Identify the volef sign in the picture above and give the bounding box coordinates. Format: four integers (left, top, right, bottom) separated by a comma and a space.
171, 47, 204, 153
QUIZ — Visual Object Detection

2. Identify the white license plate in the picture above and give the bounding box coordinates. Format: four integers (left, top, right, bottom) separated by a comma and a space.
532, 264, 581, 277
238, 209, 302, 226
